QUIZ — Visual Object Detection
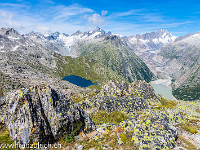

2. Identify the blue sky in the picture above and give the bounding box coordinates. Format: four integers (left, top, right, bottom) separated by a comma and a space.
0, 0, 200, 36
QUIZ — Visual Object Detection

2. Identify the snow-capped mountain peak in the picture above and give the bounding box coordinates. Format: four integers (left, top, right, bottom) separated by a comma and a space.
127, 29, 176, 52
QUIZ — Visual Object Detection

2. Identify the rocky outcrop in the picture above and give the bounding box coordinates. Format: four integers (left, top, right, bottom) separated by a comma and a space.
120, 109, 180, 149
81, 81, 156, 113
2, 85, 94, 144
80, 81, 179, 149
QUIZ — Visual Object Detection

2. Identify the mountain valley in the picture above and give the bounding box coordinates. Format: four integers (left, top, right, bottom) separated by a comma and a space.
0, 27, 200, 149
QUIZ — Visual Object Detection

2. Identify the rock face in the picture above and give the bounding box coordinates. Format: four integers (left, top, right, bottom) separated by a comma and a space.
82, 95, 148, 113
126, 110, 179, 149
3, 85, 94, 144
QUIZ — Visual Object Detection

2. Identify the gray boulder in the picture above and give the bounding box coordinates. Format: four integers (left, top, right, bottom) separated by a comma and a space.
3, 84, 94, 144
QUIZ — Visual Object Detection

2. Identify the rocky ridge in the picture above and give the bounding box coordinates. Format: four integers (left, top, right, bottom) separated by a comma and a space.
0, 80, 200, 149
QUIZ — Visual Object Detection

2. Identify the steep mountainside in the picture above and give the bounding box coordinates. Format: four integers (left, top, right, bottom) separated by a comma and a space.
78, 35, 155, 82
156, 32, 200, 100
0, 28, 129, 93
123, 29, 176, 76
0, 27, 155, 97
25, 27, 155, 83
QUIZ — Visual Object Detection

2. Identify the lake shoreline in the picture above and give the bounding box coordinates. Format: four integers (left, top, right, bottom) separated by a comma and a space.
150, 77, 178, 101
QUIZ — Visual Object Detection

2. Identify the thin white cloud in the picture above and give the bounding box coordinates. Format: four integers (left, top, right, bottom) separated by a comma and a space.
0, 3, 104, 34
0, 2, 197, 36
88, 13, 104, 26
110, 9, 142, 18
0, 3, 28, 8
107, 9, 165, 23
53, 5, 94, 22
160, 21, 196, 28
101, 10, 108, 16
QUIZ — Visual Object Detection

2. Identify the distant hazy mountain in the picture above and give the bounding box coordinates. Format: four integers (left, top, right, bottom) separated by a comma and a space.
126, 29, 176, 52
23, 27, 109, 57
157, 31, 200, 100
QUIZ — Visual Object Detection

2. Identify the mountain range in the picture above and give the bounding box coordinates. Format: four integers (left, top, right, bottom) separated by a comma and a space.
0, 27, 199, 101
1, 27, 200, 149
0, 27, 154, 96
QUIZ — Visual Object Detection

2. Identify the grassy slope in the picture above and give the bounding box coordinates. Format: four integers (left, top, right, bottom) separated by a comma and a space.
54, 53, 127, 86
79, 37, 154, 83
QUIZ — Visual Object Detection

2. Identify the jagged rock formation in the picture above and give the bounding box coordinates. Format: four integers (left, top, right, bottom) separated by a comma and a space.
1, 85, 94, 144
81, 81, 156, 113
80, 81, 180, 149
1, 80, 200, 149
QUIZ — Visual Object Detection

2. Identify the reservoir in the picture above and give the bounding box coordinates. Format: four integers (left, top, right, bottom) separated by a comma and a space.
151, 84, 174, 100
62, 75, 98, 87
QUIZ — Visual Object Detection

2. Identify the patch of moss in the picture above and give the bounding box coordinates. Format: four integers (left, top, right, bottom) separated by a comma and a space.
71, 95, 87, 103
160, 97, 178, 108
154, 96, 178, 109
78, 130, 135, 150
119, 133, 128, 144
0, 126, 14, 150
90, 111, 129, 125
152, 96, 178, 110
196, 108, 200, 114
64, 134, 75, 143
71, 120, 83, 135
178, 122, 198, 134
88, 84, 102, 91
55, 128, 136, 150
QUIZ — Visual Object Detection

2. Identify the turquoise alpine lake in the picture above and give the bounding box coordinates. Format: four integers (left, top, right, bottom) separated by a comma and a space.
151, 84, 174, 100
62, 75, 98, 87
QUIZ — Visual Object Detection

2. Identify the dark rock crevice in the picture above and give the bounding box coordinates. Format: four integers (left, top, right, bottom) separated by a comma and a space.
3, 85, 94, 144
